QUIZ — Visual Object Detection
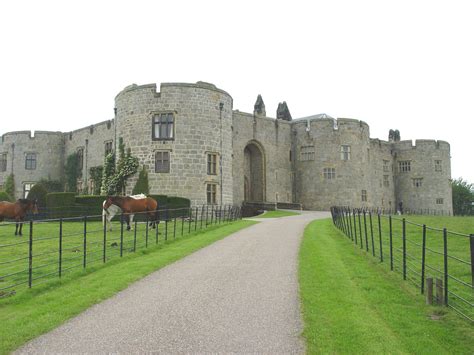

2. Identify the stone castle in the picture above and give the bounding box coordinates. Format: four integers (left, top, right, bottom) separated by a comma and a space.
0, 81, 453, 213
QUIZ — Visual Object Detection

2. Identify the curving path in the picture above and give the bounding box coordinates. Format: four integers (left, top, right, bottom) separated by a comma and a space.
16, 211, 330, 354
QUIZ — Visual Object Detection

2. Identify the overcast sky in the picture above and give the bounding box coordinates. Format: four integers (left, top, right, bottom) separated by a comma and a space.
1, 0, 473, 183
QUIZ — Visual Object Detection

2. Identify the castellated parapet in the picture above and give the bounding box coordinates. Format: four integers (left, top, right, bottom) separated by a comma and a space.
0, 131, 64, 198
0, 81, 453, 214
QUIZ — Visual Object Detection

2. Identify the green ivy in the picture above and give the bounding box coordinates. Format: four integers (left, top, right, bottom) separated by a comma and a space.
101, 138, 139, 195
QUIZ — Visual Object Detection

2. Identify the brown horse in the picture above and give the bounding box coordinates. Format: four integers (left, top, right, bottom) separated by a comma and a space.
0, 199, 39, 235
103, 196, 159, 231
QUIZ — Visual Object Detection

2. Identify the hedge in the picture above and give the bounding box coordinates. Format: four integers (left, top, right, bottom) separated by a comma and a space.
27, 183, 49, 207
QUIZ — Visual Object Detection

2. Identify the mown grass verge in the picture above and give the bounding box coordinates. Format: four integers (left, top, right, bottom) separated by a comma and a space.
256, 210, 300, 218
0, 220, 256, 355
299, 218, 474, 354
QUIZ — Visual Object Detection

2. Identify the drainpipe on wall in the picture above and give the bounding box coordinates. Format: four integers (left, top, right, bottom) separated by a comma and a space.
219, 102, 224, 205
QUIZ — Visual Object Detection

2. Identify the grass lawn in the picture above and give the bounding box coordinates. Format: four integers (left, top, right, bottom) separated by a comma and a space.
0, 219, 256, 355
340, 213, 474, 320
299, 218, 474, 354
256, 210, 300, 218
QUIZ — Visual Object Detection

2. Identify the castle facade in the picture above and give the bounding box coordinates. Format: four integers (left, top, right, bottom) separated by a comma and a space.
0, 81, 453, 213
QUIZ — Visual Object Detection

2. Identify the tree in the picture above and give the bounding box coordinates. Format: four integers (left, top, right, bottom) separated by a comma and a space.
132, 166, 150, 195
452, 178, 473, 215
4, 174, 15, 199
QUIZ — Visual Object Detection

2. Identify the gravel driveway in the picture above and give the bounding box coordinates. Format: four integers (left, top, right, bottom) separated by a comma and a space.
16, 211, 330, 354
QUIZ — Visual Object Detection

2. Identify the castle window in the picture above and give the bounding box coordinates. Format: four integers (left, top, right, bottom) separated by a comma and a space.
362, 190, 367, 202
23, 182, 35, 198
0, 153, 6, 172
413, 178, 423, 187
152, 113, 174, 140
383, 160, 390, 172
435, 160, 442, 172
383, 175, 390, 187
206, 183, 217, 204
398, 160, 411, 172
25, 153, 37, 170
207, 153, 217, 175
105, 141, 113, 156
300, 145, 315, 161
155, 151, 170, 173
436, 198, 444, 204
340, 145, 351, 161
323, 168, 336, 180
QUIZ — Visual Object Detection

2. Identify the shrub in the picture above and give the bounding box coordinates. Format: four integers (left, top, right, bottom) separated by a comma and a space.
75, 195, 105, 216
27, 183, 48, 207
0, 191, 13, 202
65, 153, 80, 192
149, 194, 168, 207
37, 179, 63, 193
167, 196, 191, 209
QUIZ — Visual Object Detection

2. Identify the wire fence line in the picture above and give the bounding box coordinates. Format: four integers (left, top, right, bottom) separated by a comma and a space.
0, 205, 242, 298
330, 206, 473, 323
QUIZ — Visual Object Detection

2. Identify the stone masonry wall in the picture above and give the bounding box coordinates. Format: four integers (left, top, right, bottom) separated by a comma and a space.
393, 140, 452, 214
0, 131, 64, 199
232, 111, 293, 205
115, 82, 233, 206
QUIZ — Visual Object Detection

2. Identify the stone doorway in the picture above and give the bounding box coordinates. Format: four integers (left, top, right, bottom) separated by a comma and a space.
243, 141, 265, 202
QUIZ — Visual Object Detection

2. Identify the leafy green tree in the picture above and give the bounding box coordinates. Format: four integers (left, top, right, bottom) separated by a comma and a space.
89, 166, 103, 195
100, 153, 116, 195
132, 166, 150, 195
4, 174, 15, 199
0, 191, 13, 202
452, 178, 473, 215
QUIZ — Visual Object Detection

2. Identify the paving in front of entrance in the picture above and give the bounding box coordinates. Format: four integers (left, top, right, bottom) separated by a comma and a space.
16, 211, 331, 354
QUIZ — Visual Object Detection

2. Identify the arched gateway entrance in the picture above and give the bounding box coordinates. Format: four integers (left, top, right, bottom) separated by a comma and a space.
243, 141, 265, 202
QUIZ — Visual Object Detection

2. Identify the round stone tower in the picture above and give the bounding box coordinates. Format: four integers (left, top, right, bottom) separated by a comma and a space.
114, 82, 233, 206
292, 117, 372, 210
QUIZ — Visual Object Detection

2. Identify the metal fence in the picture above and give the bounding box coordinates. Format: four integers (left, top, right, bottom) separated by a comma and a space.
330, 206, 473, 322
0, 205, 241, 298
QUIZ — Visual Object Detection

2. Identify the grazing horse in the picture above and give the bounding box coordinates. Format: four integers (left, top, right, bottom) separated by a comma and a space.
103, 196, 159, 231
102, 194, 147, 231
0, 199, 39, 235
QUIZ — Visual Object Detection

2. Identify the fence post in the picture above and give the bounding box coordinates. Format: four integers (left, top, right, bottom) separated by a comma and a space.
146, 213, 149, 248
28, 221, 33, 288
389, 215, 393, 271
426, 277, 433, 305
120, 213, 124, 257
188, 207, 192, 234
134, 220, 138, 252
443, 228, 448, 306
195, 207, 198, 231
200, 205, 204, 229
369, 212, 375, 256
210, 205, 214, 225
358, 210, 363, 249
378, 213, 383, 262
205, 205, 209, 226
470, 234, 474, 289
156, 214, 160, 244
59, 218, 63, 277
103, 215, 107, 263
83, 216, 87, 268
402, 218, 406, 280
421, 224, 426, 294
165, 218, 168, 241
173, 216, 177, 240
363, 211, 368, 251
353, 210, 358, 246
